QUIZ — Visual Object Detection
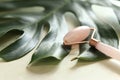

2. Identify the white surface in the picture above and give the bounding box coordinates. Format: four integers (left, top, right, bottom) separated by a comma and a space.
0, 49, 120, 80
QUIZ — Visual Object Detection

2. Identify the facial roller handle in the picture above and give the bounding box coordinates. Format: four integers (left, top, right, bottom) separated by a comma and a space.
90, 39, 120, 61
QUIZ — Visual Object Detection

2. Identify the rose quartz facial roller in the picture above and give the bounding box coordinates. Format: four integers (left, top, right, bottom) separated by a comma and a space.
63, 26, 94, 60
64, 26, 120, 61
63, 26, 94, 45
89, 38, 120, 61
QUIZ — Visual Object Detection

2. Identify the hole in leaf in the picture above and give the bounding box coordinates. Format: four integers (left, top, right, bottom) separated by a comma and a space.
1, 6, 45, 23
40, 22, 50, 41
64, 12, 80, 30
18, 6, 45, 13
0, 29, 24, 51
42, 22, 50, 33
35, 22, 50, 49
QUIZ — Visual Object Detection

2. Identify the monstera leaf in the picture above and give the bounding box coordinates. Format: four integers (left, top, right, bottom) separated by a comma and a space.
0, 0, 119, 66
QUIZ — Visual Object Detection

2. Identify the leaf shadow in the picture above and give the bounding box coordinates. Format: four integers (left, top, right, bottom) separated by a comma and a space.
70, 60, 95, 70
27, 57, 60, 74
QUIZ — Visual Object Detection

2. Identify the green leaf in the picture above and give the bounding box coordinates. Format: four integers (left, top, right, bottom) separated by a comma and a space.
29, 14, 69, 65
0, 0, 70, 62
0, 18, 42, 61
0, 0, 119, 65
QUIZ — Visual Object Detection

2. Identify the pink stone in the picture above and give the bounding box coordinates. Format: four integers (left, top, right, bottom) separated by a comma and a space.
90, 39, 120, 61
64, 26, 91, 45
